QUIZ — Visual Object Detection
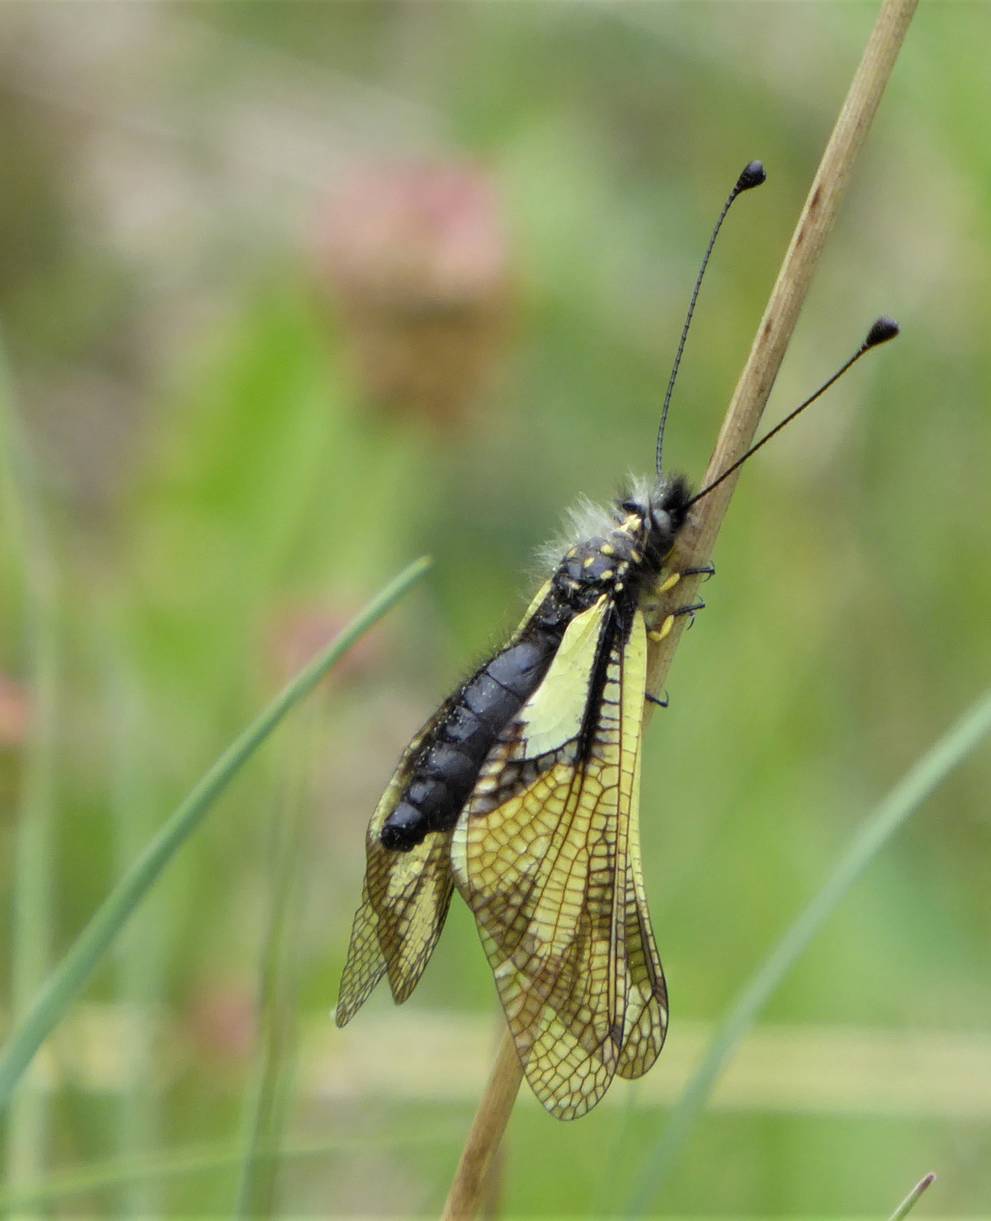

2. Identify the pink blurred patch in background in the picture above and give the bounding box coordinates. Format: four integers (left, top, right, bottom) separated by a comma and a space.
317, 161, 514, 426
0, 675, 31, 749
183, 979, 258, 1071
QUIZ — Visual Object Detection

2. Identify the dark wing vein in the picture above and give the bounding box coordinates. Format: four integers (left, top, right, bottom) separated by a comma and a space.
615, 697, 668, 1080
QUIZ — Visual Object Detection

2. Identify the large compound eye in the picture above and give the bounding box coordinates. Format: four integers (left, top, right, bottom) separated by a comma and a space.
650, 507, 672, 535
620, 499, 642, 514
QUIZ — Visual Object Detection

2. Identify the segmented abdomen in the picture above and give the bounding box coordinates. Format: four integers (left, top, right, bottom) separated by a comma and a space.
380, 630, 559, 851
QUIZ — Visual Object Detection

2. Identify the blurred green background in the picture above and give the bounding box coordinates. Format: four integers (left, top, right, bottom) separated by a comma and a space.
1, 3, 989, 1217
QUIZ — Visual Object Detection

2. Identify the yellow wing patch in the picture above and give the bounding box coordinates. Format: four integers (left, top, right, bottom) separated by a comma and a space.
452, 601, 668, 1118
519, 599, 607, 757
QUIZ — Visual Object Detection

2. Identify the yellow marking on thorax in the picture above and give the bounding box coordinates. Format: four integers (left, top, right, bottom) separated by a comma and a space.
657, 571, 681, 593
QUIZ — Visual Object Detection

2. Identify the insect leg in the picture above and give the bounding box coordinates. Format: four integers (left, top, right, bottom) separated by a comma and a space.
645, 597, 706, 644
655, 562, 714, 594
645, 689, 670, 709
672, 598, 705, 630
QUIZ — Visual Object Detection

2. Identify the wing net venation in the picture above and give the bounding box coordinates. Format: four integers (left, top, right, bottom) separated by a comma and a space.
452, 599, 668, 1118
336, 710, 455, 1026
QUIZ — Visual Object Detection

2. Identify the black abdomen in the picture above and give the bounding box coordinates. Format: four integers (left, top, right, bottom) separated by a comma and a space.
380, 630, 559, 851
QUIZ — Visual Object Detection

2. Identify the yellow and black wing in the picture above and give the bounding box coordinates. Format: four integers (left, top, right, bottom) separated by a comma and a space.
335, 707, 456, 1026
451, 595, 668, 1118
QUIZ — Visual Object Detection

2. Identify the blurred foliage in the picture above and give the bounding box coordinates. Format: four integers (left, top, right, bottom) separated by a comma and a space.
1, 2, 989, 1216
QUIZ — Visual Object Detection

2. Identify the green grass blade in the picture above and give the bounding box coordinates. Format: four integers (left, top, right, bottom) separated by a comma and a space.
0, 1124, 465, 1214
234, 705, 315, 1215
0, 555, 431, 1113
0, 347, 60, 1196
104, 654, 167, 1217
888, 1171, 936, 1220
626, 689, 991, 1217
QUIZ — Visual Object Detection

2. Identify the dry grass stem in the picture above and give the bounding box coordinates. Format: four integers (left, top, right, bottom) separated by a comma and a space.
440, 1029, 521, 1221
645, 0, 919, 701
442, 2, 918, 1216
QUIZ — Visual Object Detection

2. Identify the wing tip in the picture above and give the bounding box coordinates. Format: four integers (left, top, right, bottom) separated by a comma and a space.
539, 1084, 609, 1122
333, 986, 366, 1029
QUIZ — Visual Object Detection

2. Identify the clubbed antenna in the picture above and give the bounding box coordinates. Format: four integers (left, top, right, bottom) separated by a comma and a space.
655, 160, 767, 477
686, 316, 900, 508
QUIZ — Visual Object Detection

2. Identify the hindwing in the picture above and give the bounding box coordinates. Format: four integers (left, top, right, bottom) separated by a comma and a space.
335, 704, 456, 1026
451, 596, 668, 1118
336, 582, 557, 1027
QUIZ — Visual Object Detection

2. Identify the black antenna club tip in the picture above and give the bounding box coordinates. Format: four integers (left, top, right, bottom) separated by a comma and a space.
736, 161, 767, 192
866, 316, 900, 347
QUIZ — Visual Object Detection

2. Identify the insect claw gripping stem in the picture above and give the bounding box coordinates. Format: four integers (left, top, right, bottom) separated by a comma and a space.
681, 563, 715, 582
672, 598, 705, 630
645, 690, 670, 710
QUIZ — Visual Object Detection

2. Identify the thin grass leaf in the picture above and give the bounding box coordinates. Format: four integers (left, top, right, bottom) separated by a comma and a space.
0, 347, 59, 1194
0, 555, 431, 1113
888, 1172, 936, 1221
104, 648, 167, 1217
625, 689, 991, 1217
0, 1125, 465, 1215
234, 703, 316, 1215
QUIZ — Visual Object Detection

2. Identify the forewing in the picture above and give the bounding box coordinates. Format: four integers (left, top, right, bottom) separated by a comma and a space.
335, 708, 455, 1026
452, 598, 656, 1118
615, 733, 668, 1080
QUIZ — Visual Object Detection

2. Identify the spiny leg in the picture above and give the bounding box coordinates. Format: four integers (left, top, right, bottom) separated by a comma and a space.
647, 598, 705, 643
654, 563, 714, 597
673, 598, 705, 630
644, 595, 707, 704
